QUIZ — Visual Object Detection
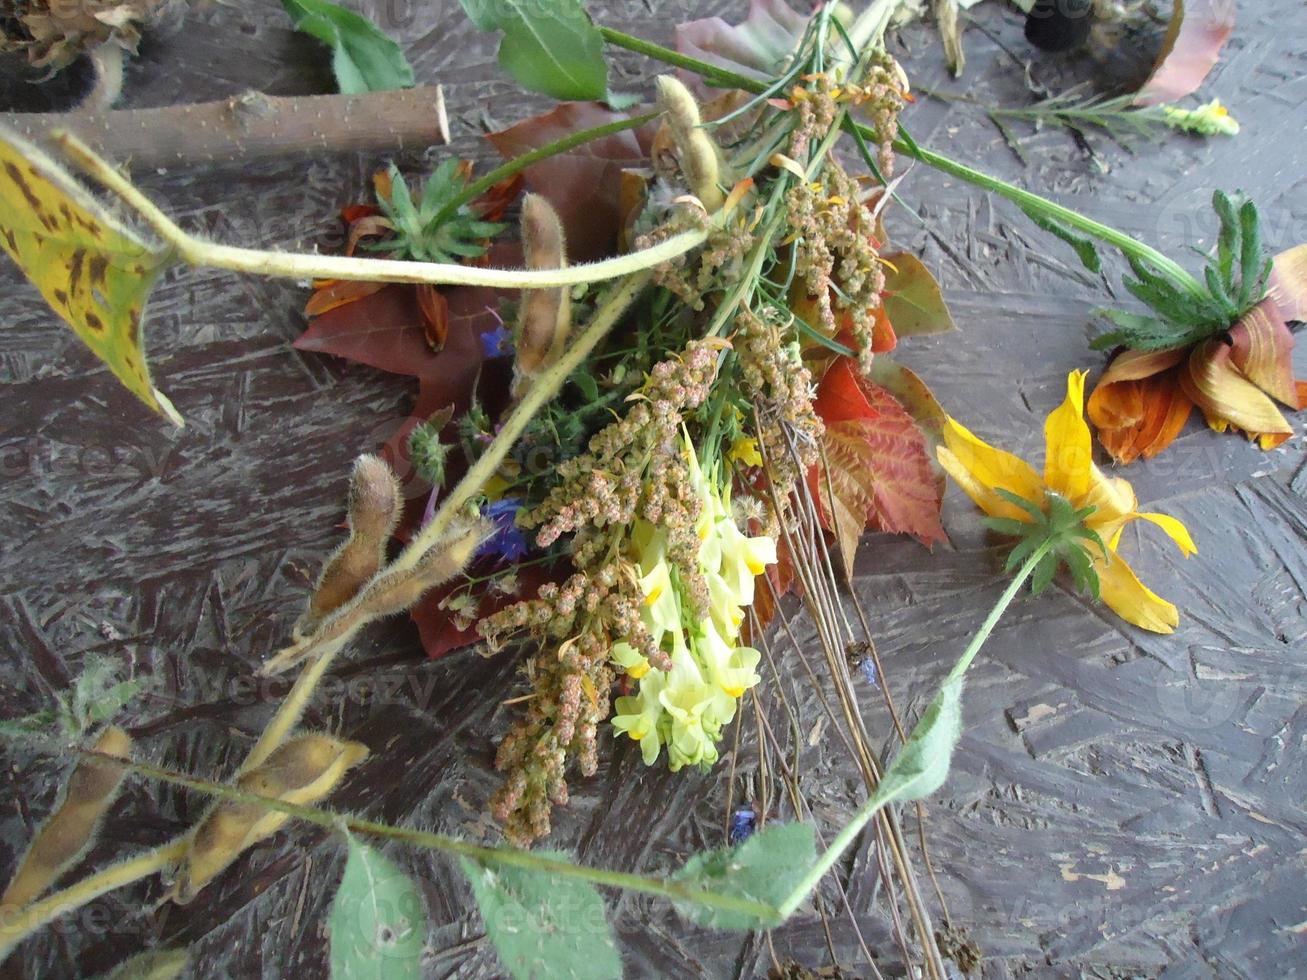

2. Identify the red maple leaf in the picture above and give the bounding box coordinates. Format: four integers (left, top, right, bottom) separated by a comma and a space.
807, 356, 947, 581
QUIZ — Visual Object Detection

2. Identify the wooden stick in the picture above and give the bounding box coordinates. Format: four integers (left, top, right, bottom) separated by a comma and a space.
1, 86, 449, 169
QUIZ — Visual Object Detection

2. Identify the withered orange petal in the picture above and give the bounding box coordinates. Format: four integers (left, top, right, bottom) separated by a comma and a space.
416, 284, 449, 352
1179, 339, 1293, 444
1088, 347, 1188, 429
1229, 298, 1299, 406
1268, 243, 1307, 323
304, 280, 387, 317
1128, 372, 1194, 461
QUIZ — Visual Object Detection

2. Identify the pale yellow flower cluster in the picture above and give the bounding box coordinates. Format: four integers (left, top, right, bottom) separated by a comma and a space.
611, 440, 777, 770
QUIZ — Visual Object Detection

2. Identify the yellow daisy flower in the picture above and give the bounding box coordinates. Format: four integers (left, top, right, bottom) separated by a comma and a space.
936, 370, 1197, 634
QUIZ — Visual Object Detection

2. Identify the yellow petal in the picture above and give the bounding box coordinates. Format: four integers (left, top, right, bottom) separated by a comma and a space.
1136, 512, 1197, 557
937, 445, 1036, 523
1044, 370, 1092, 500
1082, 465, 1139, 537
939, 417, 1044, 519
1095, 552, 1179, 634
1180, 339, 1294, 448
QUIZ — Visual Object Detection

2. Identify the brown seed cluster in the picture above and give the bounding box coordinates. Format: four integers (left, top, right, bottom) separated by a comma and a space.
735, 306, 824, 491
477, 340, 722, 843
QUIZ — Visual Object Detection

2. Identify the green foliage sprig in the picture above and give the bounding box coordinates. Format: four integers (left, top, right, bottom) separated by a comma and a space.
1093, 190, 1273, 351
373, 160, 507, 264
987, 490, 1106, 597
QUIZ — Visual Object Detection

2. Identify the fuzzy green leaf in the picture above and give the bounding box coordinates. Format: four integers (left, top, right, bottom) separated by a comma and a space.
282, 0, 414, 94
98, 948, 189, 980
672, 822, 816, 931
329, 835, 426, 979
459, 851, 621, 980
876, 673, 964, 804
459, 0, 608, 101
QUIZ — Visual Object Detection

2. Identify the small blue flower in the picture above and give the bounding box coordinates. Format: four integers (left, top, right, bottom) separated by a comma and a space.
859, 658, 879, 687
480, 324, 513, 359
728, 807, 757, 846
481, 497, 529, 562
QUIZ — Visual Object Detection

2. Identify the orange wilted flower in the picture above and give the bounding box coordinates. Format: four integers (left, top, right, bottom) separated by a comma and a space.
1088, 244, 1307, 463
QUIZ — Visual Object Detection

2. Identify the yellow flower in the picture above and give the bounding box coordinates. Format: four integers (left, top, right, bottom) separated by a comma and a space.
936, 371, 1197, 634
728, 435, 764, 468
612, 668, 667, 766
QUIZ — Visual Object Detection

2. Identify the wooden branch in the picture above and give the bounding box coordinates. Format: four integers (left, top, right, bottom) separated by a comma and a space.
0, 85, 449, 169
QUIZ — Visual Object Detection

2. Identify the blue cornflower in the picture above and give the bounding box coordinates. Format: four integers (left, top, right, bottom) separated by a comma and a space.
480, 323, 513, 359
481, 497, 529, 562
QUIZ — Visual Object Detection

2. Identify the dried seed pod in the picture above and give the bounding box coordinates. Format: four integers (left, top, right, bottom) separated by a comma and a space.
1, 726, 132, 910
171, 733, 367, 904
512, 194, 572, 399
296, 455, 401, 637
262, 517, 493, 677
656, 75, 725, 212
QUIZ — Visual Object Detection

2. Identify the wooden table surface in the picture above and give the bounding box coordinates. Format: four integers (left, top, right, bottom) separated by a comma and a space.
1, 1, 1305, 976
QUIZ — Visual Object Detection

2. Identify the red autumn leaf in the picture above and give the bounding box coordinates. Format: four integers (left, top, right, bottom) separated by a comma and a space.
1134, 0, 1237, 106
487, 103, 655, 263
676, 0, 809, 85
808, 357, 948, 580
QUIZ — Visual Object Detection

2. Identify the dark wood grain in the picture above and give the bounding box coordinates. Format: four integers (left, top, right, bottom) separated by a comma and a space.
1, 1, 1306, 977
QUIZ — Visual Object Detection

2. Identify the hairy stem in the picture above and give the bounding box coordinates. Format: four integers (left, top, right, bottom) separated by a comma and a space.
0, 839, 186, 962
53, 132, 702, 291
775, 541, 1053, 920
82, 751, 777, 923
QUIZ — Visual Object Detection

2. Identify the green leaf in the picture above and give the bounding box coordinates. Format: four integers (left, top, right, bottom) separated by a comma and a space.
874, 674, 963, 805
459, 0, 608, 102
671, 822, 816, 930
71, 654, 143, 731
329, 835, 426, 979
0, 710, 59, 741
282, 0, 414, 94
458, 851, 622, 980
880, 252, 957, 336
1020, 204, 1102, 274
0, 128, 178, 423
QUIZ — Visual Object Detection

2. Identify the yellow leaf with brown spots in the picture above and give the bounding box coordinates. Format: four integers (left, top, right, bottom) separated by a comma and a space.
0, 127, 179, 424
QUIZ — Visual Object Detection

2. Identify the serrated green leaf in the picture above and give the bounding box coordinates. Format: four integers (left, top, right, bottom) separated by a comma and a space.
1020, 204, 1102, 273
1003, 533, 1042, 573
1030, 552, 1057, 595
0, 710, 59, 741
282, 0, 414, 94
459, 0, 608, 101
459, 851, 621, 980
672, 822, 816, 931
329, 835, 426, 980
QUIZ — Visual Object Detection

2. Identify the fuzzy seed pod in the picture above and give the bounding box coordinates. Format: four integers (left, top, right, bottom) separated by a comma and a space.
171, 733, 367, 904
356, 517, 493, 619
1, 726, 132, 910
296, 455, 402, 637
262, 518, 493, 677
656, 75, 725, 212
512, 194, 572, 399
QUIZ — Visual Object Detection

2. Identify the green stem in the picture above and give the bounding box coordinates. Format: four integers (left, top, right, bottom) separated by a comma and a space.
94, 752, 777, 923
597, 25, 1207, 299
55, 132, 702, 291
774, 541, 1053, 920
885, 129, 1207, 298
433, 111, 660, 228
599, 27, 766, 94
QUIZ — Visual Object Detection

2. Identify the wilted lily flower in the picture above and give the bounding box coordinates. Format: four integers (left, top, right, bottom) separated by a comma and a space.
938, 371, 1197, 633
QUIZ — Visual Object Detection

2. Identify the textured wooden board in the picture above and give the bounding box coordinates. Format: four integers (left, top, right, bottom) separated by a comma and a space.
1, 1, 1306, 978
